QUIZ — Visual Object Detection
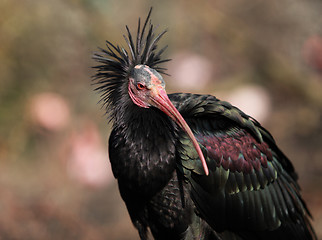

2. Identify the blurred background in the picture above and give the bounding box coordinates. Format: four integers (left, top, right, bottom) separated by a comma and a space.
1, 0, 322, 239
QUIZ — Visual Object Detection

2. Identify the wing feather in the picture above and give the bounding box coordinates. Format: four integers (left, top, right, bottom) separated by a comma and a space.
170, 93, 315, 239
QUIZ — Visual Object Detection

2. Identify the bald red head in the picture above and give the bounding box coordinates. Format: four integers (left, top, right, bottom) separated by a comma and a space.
128, 65, 209, 175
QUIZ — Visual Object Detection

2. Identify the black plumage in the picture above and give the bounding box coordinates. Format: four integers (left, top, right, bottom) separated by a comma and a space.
93, 9, 316, 240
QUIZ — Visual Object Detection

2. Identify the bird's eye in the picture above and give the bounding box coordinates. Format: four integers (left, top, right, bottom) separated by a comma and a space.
137, 83, 145, 90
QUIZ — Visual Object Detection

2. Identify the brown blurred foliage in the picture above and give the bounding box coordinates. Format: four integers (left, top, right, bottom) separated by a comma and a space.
0, 0, 322, 239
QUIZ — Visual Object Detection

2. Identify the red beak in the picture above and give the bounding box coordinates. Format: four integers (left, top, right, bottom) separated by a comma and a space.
150, 86, 209, 176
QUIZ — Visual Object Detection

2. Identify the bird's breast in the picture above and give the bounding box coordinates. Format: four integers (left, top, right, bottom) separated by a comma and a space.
108, 120, 178, 197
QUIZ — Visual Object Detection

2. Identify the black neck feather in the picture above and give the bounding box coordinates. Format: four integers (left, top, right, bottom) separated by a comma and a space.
110, 106, 178, 196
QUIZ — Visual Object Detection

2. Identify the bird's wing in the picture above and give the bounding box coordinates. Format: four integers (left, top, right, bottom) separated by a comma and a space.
169, 93, 315, 239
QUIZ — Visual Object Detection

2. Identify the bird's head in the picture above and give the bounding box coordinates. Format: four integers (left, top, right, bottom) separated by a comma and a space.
128, 65, 165, 109
128, 64, 209, 175
93, 9, 209, 175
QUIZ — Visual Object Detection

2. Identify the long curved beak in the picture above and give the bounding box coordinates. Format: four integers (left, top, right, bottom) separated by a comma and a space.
150, 86, 209, 176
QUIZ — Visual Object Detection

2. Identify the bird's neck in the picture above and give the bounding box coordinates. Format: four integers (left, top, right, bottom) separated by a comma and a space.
110, 105, 178, 196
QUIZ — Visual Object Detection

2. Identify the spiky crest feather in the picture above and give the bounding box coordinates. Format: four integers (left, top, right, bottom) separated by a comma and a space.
92, 8, 170, 121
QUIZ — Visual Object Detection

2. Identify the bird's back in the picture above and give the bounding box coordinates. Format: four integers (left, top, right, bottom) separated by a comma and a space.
169, 93, 316, 240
